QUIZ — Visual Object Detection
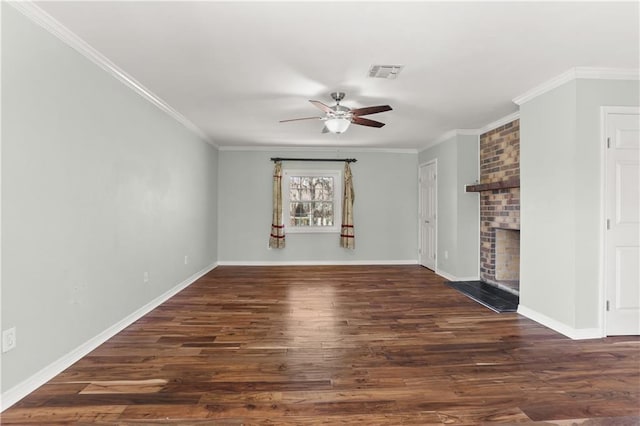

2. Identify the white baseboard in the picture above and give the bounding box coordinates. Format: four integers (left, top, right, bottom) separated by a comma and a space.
0, 262, 218, 412
217, 260, 418, 266
435, 268, 479, 282
517, 305, 603, 340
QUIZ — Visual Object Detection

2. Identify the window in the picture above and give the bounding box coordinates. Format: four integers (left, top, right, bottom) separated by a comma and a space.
282, 169, 342, 233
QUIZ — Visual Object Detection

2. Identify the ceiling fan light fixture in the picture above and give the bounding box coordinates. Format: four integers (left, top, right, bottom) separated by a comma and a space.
325, 117, 351, 134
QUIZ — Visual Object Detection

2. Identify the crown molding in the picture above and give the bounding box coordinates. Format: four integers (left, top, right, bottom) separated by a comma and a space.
574, 67, 640, 80
455, 129, 481, 136
513, 67, 640, 106
477, 111, 520, 135
512, 68, 576, 106
218, 145, 418, 154
422, 66, 637, 152
8, 1, 217, 147
418, 129, 481, 152
423, 129, 457, 150
419, 109, 520, 152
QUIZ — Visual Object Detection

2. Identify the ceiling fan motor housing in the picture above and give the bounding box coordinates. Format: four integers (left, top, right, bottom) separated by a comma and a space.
331, 104, 351, 118
331, 92, 346, 103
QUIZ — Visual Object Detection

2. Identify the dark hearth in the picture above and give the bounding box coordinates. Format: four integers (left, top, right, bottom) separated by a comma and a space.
446, 281, 519, 313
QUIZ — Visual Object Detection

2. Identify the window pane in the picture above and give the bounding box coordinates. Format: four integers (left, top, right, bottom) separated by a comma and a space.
289, 176, 333, 202
288, 175, 335, 228
311, 177, 334, 201
290, 202, 311, 226
312, 201, 334, 226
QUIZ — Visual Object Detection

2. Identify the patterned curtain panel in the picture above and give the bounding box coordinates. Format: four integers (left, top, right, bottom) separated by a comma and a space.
340, 162, 355, 249
269, 161, 285, 248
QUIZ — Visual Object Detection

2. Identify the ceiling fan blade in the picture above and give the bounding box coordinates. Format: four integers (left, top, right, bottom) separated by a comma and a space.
309, 100, 334, 114
351, 105, 393, 116
280, 116, 323, 123
352, 116, 386, 128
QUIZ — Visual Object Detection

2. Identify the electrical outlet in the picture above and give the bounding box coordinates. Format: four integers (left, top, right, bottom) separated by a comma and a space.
2, 327, 17, 353
444, 250, 449, 260
184, 255, 189, 265
143, 272, 149, 283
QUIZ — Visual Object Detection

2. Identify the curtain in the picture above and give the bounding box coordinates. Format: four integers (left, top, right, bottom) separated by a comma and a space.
269, 161, 285, 248
340, 162, 355, 249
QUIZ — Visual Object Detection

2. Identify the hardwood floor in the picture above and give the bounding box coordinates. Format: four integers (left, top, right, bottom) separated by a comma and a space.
2, 265, 639, 425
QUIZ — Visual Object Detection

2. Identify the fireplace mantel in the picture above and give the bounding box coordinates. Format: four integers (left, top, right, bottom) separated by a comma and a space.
465, 177, 519, 193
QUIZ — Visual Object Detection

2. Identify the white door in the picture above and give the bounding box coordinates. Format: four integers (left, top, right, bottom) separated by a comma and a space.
419, 161, 437, 270
605, 108, 640, 336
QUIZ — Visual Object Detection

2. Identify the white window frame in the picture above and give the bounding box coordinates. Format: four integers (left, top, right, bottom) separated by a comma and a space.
282, 169, 342, 233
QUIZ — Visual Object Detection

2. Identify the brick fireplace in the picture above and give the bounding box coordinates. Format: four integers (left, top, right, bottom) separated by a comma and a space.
466, 119, 520, 293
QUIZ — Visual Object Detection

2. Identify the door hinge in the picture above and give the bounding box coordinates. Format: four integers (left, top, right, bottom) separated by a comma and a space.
607, 137, 611, 148
606, 219, 611, 230
606, 300, 610, 311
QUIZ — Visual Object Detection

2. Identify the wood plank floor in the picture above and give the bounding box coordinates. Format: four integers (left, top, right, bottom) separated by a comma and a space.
2, 265, 639, 425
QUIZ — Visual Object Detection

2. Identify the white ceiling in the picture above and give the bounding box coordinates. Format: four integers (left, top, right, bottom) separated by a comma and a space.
34, 1, 639, 150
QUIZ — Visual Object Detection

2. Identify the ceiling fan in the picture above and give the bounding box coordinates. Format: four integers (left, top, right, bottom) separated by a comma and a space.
280, 92, 392, 134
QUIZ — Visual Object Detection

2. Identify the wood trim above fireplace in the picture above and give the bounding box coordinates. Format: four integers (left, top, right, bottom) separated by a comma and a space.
465, 177, 520, 193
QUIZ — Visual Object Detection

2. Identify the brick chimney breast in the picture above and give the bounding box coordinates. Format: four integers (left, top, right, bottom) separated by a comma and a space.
479, 120, 520, 289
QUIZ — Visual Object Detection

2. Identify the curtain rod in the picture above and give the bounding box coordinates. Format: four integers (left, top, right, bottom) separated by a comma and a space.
270, 157, 357, 163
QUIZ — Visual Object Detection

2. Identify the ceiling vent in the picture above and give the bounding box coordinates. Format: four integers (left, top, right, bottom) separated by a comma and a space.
368, 65, 404, 79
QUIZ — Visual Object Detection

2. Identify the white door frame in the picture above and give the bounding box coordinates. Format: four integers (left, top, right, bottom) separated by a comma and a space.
419, 160, 437, 270
600, 106, 640, 336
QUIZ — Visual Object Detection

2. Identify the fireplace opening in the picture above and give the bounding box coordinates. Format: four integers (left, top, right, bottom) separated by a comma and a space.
494, 228, 520, 293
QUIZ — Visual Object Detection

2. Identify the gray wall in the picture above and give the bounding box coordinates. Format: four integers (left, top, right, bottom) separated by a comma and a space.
520, 81, 578, 327
218, 150, 418, 263
1, 5, 218, 392
456, 135, 481, 279
520, 78, 640, 331
418, 134, 480, 279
